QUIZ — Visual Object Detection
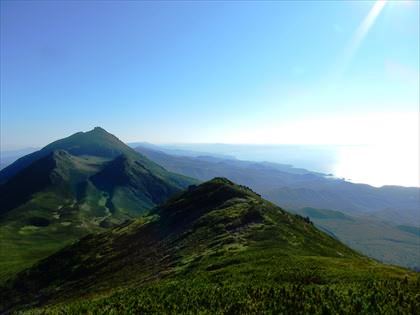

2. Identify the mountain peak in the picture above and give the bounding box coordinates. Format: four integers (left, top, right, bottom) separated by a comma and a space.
155, 177, 259, 227
90, 126, 109, 134
0, 127, 134, 184
206, 177, 236, 186
198, 177, 258, 198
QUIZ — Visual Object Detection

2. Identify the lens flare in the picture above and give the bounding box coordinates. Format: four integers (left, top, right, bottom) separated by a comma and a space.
333, 0, 388, 80
348, 0, 387, 57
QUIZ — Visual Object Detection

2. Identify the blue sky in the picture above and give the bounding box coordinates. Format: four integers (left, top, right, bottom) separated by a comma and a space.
1, 0, 419, 149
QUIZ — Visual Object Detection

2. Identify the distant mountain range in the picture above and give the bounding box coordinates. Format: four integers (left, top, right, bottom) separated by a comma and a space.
134, 145, 419, 224
0, 127, 196, 279
134, 144, 420, 268
1, 178, 416, 313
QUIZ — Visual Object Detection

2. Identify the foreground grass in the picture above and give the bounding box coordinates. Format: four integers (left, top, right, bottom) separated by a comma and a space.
23, 278, 420, 315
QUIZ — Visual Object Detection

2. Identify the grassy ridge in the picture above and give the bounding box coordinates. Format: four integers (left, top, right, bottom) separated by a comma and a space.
1, 178, 416, 313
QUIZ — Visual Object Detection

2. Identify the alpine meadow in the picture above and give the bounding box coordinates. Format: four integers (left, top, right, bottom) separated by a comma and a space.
0, 1, 419, 314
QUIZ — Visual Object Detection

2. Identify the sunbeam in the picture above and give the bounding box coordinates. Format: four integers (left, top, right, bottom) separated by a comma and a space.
334, 0, 388, 79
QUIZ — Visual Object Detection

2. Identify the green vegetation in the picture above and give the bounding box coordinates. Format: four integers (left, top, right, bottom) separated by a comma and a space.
1, 178, 416, 313
0, 128, 196, 281
0, 127, 194, 188
24, 279, 420, 314
0, 189, 103, 281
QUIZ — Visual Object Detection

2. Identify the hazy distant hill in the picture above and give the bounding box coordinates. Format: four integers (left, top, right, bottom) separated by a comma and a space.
135, 145, 419, 224
1, 178, 416, 313
292, 207, 420, 270
127, 142, 236, 159
134, 146, 330, 190
135, 145, 420, 268
0, 128, 196, 279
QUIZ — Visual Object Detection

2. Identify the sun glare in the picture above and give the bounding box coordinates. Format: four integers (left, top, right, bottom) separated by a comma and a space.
352, 0, 387, 50
333, 0, 388, 80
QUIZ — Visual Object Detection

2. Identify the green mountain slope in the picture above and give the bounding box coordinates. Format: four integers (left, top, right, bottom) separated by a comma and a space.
1, 178, 417, 314
0, 127, 191, 187
0, 128, 196, 280
0, 150, 103, 214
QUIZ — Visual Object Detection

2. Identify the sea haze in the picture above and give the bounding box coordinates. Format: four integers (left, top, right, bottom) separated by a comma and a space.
135, 143, 419, 188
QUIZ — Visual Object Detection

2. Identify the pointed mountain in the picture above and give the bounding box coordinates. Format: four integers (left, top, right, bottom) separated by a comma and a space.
0, 127, 196, 216
0, 127, 187, 185
1, 178, 414, 313
0, 128, 197, 279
